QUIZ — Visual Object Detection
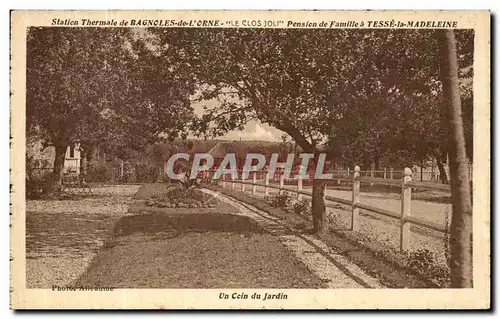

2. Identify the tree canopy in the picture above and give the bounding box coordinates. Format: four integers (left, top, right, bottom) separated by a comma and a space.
26, 27, 196, 180
27, 27, 474, 231
149, 28, 473, 170
148, 28, 474, 232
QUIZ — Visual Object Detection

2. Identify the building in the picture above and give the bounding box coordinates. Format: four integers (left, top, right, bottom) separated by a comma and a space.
63, 143, 82, 174
27, 139, 83, 174
207, 141, 246, 169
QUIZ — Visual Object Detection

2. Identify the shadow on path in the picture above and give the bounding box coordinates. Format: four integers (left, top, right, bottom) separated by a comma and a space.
110, 212, 266, 240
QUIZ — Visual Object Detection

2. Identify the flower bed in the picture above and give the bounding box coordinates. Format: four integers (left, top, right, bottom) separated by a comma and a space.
145, 186, 217, 209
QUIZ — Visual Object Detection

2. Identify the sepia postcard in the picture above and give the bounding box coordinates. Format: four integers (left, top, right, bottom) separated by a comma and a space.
10, 10, 490, 309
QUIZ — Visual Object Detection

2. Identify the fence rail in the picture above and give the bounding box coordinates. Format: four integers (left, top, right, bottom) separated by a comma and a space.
210, 166, 450, 252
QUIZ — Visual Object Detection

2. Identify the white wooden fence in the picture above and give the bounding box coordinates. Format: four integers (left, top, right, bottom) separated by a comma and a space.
214, 166, 450, 252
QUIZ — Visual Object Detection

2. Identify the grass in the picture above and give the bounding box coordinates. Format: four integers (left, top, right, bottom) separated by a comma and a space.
73, 183, 325, 288
207, 184, 440, 288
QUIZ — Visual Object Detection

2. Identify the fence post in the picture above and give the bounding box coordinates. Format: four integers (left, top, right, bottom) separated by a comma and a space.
400, 167, 412, 252
120, 160, 124, 179
297, 178, 303, 200
252, 173, 257, 196
383, 167, 387, 179
390, 167, 394, 179
347, 167, 350, 176
163, 160, 168, 181
279, 173, 285, 190
370, 167, 374, 178
265, 172, 269, 197
352, 165, 360, 231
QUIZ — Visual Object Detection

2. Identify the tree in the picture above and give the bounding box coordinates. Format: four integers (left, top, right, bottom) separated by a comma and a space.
437, 29, 472, 288
149, 28, 474, 232
150, 28, 363, 233
323, 29, 473, 182
26, 27, 195, 184
27, 28, 130, 183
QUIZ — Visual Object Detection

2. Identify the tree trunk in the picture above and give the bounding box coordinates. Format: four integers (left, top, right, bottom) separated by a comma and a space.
420, 159, 424, 182
311, 179, 326, 233
438, 29, 473, 288
86, 145, 94, 162
52, 144, 66, 185
362, 155, 370, 173
435, 153, 449, 184
279, 124, 327, 234
80, 150, 87, 176
310, 154, 327, 233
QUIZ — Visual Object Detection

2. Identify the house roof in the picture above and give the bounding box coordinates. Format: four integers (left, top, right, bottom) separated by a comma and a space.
207, 142, 240, 158
207, 141, 285, 159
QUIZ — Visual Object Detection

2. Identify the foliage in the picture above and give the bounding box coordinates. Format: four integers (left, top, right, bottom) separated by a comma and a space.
148, 28, 472, 167
134, 162, 160, 183
85, 160, 160, 183
291, 198, 312, 216
146, 186, 216, 209
176, 170, 203, 191
26, 156, 55, 199
26, 27, 196, 182
26, 172, 54, 199
265, 191, 292, 209
148, 28, 474, 234
86, 161, 113, 183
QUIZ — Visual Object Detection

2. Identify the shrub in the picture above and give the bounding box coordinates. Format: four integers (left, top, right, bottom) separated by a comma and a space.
26, 171, 54, 199
178, 176, 201, 192
266, 190, 292, 209
327, 212, 341, 225
407, 248, 450, 287
134, 162, 159, 183
291, 198, 311, 216
87, 161, 114, 183
146, 185, 216, 208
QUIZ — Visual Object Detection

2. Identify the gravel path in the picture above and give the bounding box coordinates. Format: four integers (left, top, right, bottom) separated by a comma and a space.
204, 189, 383, 288
26, 185, 140, 288
226, 183, 450, 267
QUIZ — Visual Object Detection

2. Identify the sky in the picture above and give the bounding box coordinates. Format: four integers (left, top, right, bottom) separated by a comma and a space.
219, 120, 282, 141
190, 99, 283, 142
